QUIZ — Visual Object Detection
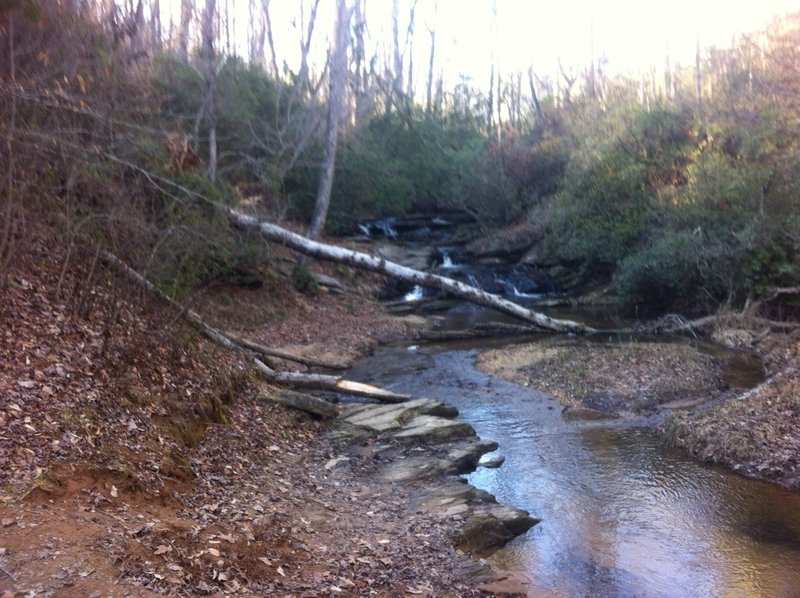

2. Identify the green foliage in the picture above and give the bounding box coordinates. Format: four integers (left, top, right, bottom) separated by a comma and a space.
291, 262, 317, 292
613, 232, 704, 311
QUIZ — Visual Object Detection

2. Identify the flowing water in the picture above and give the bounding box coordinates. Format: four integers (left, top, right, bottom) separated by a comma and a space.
348, 338, 800, 597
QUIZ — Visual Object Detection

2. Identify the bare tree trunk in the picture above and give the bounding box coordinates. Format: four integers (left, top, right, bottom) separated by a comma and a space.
307, 0, 352, 239
298, 0, 321, 93
664, 46, 672, 101
262, 0, 279, 77
425, 23, 436, 113
179, 0, 192, 61
150, 0, 162, 51
527, 66, 543, 122
487, 62, 494, 132
391, 0, 403, 109
249, 0, 264, 65
1, 13, 17, 286
695, 38, 702, 114
351, 0, 366, 123
224, 0, 233, 57
405, 0, 417, 100
230, 210, 596, 334
202, 0, 218, 182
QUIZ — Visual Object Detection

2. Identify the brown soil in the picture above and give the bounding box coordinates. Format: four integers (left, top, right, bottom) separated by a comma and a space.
0, 232, 493, 597
476, 338, 727, 415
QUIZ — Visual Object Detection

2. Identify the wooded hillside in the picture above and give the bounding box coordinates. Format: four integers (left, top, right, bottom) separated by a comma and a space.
2, 1, 800, 315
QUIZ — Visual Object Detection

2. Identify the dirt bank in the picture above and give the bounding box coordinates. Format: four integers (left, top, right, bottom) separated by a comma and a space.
661, 330, 800, 489
0, 234, 503, 597
476, 337, 728, 416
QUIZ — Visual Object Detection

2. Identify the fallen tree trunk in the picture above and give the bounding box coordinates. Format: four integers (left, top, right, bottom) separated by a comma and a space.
105, 252, 413, 404
254, 359, 411, 403
103, 251, 347, 370
228, 210, 596, 334
262, 390, 339, 418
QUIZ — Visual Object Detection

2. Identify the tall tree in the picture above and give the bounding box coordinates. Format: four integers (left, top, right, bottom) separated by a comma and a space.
425, 19, 436, 113
263, 0, 279, 77
201, 0, 218, 181
249, 0, 265, 66
179, 0, 192, 61
297, 0, 321, 93
307, 0, 353, 239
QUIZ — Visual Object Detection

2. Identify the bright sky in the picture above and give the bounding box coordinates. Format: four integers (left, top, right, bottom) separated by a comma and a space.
163, 0, 798, 90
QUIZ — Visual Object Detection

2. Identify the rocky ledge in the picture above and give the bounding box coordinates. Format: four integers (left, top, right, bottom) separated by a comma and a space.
333, 398, 539, 557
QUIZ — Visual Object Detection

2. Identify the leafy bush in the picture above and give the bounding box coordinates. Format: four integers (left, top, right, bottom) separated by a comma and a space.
613, 231, 704, 311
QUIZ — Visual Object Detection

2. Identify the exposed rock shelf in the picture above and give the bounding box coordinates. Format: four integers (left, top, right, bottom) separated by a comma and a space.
334, 399, 539, 557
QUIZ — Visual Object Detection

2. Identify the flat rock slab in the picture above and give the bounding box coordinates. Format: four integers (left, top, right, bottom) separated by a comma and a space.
339, 398, 460, 437
380, 439, 498, 483
335, 397, 539, 558
393, 415, 475, 443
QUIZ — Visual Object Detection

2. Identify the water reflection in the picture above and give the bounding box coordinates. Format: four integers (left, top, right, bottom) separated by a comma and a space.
349, 347, 800, 598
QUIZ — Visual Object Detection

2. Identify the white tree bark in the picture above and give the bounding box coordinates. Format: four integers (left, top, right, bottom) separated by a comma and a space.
202, 0, 218, 182
307, 0, 353, 239
255, 359, 411, 403
229, 210, 597, 334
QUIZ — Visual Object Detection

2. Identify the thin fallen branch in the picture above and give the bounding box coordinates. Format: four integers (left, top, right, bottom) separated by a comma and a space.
254, 358, 411, 403
228, 209, 596, 334
102, 251, 346, 370
653, 312, 800, 335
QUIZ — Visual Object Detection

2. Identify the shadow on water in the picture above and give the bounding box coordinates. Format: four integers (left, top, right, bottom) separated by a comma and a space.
348, 315, 800, 597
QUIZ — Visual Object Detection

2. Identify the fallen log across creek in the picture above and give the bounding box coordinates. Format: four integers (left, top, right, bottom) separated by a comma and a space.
227, 209, 597, 334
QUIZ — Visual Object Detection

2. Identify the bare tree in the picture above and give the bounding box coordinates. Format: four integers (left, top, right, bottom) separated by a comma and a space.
695, 38, 703, 114
249, 0, 266, 66
262, 0, 279, 77
150, 0, 162, 51
179, 0, 192, 61
297, 0, 321, 93
201, 0, 218, 181
390, 0, 403, 108
425, 20, 436, 113
307, 0, 353, 239
351, 0, 368, 123
527, 66, 543, 122
405, 0, 417, 99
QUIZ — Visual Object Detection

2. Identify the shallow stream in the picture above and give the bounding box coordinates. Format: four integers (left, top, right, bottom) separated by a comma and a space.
348, 334, 800, 597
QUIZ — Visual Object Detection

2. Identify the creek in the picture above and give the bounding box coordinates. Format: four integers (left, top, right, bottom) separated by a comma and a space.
349, 332, 800, 597
349, 216, 800, 597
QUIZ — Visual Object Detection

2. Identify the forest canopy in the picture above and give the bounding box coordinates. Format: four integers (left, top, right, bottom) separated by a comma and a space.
1, 1, 800, 314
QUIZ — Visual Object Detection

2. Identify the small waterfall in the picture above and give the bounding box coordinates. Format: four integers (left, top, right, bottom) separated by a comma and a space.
441, 252, 455, 268
357, 223, 371, 237
403, 285, 425, 302
376, 221, 398, 239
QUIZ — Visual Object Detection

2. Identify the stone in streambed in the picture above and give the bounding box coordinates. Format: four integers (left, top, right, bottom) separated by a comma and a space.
454, 505, 540, 555
478, 454, 505, 469
448, 440, 499, 473
380, 439, 498, 483
392, 415, 475, 443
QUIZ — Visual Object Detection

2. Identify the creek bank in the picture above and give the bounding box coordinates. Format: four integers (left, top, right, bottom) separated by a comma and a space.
662, 329, 800, 489
476, 337, 731, 417
334, 399, 539, 557
0, 233, 513, 597
476, 329, 800, 490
